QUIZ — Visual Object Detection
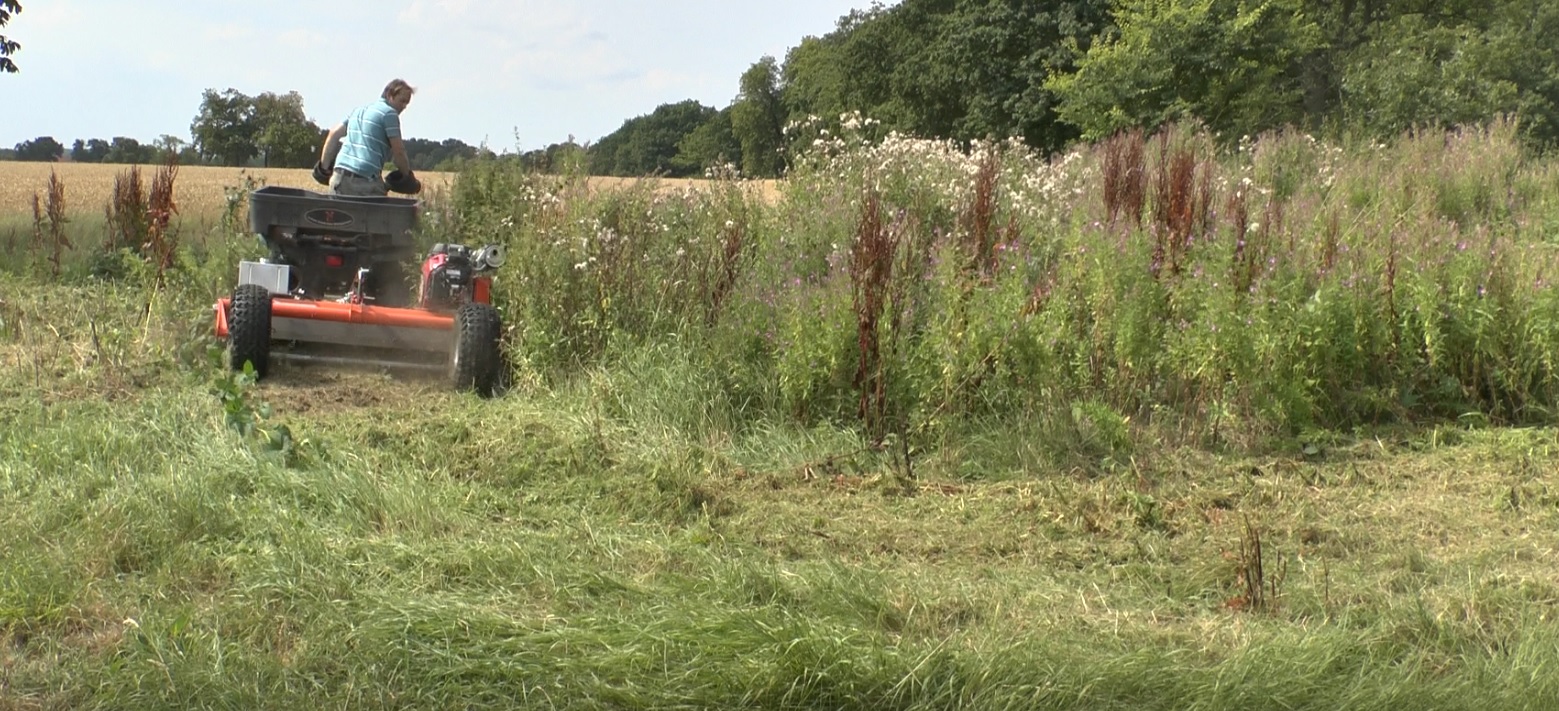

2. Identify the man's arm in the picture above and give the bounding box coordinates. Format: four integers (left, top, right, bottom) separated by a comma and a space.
320, 123, 347, 166
388, 136, 413, 174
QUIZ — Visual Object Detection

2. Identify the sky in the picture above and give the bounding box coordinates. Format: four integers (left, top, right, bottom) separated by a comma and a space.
2, 0, 888, 152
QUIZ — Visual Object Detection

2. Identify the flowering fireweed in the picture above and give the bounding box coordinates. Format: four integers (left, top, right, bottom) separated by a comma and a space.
424, 116, 1559, 460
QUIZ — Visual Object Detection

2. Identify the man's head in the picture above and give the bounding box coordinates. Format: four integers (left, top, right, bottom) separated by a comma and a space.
382, 79, 415, 113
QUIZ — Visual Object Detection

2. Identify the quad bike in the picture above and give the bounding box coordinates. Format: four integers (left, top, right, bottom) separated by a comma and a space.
213, 183, 507, 396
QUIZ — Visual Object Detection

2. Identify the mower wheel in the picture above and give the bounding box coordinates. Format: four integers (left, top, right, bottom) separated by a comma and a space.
228, 284, 273, 378
450, 302, 502, 396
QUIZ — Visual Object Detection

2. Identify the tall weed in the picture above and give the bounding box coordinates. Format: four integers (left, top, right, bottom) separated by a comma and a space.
14, 116, 1559, 467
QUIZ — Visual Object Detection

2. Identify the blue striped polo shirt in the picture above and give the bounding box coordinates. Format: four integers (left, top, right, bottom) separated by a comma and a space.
335, 99, 402, 177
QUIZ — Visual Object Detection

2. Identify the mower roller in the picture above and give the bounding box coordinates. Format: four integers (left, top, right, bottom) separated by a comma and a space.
213, 185, 507, 395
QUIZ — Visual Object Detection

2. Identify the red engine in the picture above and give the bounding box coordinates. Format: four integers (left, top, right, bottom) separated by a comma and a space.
418, 243, 504, 310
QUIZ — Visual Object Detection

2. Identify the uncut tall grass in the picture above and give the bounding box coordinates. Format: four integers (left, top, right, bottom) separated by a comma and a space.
428, 117, 1559, 465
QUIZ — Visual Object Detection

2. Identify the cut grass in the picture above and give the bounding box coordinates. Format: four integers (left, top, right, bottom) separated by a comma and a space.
4, 274, 1559, 709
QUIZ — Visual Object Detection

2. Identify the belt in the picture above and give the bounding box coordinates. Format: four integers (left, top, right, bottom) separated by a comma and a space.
333, 167, 375, 180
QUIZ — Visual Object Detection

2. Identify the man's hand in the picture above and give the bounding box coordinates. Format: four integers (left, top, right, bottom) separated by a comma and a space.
386, 169, 422, 195
312, 161, 332, 186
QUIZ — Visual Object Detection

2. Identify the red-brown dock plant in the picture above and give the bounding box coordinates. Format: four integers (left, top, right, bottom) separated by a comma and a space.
30, 170, 70, 278
1102, 128, 1146, 228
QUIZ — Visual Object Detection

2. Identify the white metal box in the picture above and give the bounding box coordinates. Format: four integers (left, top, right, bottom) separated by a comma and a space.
238, 261, 291, 295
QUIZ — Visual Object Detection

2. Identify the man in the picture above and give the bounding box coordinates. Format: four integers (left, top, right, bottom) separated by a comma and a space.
317, 79, 418, 196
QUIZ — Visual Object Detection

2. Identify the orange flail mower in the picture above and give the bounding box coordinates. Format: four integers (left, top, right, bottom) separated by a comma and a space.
214, 186, 506, 395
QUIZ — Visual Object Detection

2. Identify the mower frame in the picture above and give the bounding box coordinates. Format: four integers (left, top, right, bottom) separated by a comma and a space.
214, 186, 505, 395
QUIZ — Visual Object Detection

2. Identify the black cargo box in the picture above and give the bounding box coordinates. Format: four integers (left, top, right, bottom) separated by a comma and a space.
248, 186, 419, 240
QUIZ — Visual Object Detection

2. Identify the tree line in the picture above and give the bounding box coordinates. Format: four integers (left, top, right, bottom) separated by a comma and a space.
7, 135, 190, 164
589, 0, 1559, 178
184, 88, 483, 170
6, 87, 484, 171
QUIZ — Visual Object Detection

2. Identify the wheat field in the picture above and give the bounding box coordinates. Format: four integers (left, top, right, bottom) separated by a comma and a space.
0, 162, 457, 221
0, 161, 779, 224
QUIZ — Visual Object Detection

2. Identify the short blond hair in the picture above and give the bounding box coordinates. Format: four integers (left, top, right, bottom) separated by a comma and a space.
382, 79, 415, 101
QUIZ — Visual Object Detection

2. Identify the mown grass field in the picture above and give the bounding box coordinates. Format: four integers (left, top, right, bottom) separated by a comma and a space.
5, 126, 1559, 709
5, 279, 1559, 710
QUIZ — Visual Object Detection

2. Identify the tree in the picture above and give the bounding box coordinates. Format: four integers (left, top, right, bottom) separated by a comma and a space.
783, 35, 851, 126
1338, 17, 1508, 138
82, 138, 111, 163
191, 88, 259, 166
939, 0, 1111, 151
105, 137, 155, 164
1, 1, 21, 74
73, 136, 158, 164
71, 138, 111, 163
1046, 0, 1323, 141
776, 0, 1109, 153
843, 0, 962, 138
730, 56, 786, 177
781, 1, 965, 139
154, 134, 188, 162
253, 91, 324, 168
673, 108, 741, 175
1483, 0, 1559, 148
13, 135, 63, 161
541, 140, 588, 174
588, 100, 719, 176
1333, 2, 1559, 148
404, 137, 480, 171
516, 139, 588, 174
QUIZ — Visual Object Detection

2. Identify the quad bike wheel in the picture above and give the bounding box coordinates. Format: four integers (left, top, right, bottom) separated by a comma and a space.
450, 303, 503, 396
228, 284, 273, 378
